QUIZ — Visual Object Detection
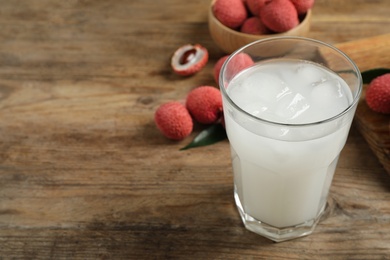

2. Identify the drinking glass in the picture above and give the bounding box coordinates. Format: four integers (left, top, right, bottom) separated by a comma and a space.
219, 37, 362, 242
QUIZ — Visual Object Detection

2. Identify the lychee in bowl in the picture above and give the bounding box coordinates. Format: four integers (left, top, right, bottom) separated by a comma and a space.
208, 0, 312, 54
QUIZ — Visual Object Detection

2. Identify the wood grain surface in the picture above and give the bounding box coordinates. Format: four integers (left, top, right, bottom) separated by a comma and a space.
0, 0, 390, 259
336, 34, 390, 175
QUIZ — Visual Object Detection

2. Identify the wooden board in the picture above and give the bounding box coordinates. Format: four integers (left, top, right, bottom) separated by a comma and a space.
335, 34, 390, 174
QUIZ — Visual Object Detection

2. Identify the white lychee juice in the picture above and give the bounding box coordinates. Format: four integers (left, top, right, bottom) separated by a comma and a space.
222, 59, 359, 242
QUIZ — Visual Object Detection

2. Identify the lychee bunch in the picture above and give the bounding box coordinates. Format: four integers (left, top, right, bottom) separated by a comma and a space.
213, 0, 314, 35
154, 86, 223, 140
365, 73, 390, 114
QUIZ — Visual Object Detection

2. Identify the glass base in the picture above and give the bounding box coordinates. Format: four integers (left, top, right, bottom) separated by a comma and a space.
234, 192, 326, 242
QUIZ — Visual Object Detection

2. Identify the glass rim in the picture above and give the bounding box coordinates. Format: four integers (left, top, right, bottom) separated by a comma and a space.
219, 36, 363, 127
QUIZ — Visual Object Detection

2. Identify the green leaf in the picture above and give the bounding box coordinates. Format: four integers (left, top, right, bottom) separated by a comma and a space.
361, 68, 390, 84
180, 124, 227, 150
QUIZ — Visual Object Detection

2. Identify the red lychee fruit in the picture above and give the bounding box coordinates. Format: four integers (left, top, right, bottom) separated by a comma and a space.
171, 44, 208, 76
365, 73, 390, 114
186, 86, 223, 124
245, 0, 269, 16
213, 55, 229, 85
290, 0, 314, 14
213, 53, 254, 85
260, 0, 299, 33
154, 102, 193, 140
240, 16, 269, 35
213, 0, 248, 29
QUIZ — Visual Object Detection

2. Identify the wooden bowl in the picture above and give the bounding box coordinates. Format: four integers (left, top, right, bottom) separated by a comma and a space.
208, 0, 312, 54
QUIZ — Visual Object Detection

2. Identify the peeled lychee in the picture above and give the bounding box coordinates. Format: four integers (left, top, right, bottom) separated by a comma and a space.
366, 73, 390, 114
246, 0, 268, 16
240, 17, 269, 35
213, 0, 247, 29
171, 44, 208, 76
260, 0, 299, 33
290, 0, 314, 14
154, 102, 193, 140
186, 86, 223, 124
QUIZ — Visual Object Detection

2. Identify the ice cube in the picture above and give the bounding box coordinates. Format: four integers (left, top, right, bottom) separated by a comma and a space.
242, 101, 269, 118
229, 72, 292, 116
296, 63, 328, 86
310, 79, 350, 120
246, 72, 291, 103
311, 79, 345, 105
274, 92, 310, 122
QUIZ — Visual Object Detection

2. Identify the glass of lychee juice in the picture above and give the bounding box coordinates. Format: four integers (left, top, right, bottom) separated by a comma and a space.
220, 37, 362, 242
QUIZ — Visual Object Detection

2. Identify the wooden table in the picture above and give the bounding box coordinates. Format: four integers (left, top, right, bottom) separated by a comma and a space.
1, 0, 389, 258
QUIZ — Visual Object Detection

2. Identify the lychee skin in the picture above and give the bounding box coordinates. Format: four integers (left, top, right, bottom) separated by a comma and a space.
260, 0, 299, 33
290, 0, 314, 14
213, 55, 229, 85
186, 86, 223, 124
155, 102, 193, 140
213, 0, 248, 29
214, 53, 254, 86
225, 53, 254, 84
240, 16, 269, 35
366, 73, 390, 114
246, 0, 268, 16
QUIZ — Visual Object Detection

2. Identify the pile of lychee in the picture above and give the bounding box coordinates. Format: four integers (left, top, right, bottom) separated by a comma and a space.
157, 44, 223, 141
213, 0, 314, 35
154, 86, 223, 140
156, 44, 255, 141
